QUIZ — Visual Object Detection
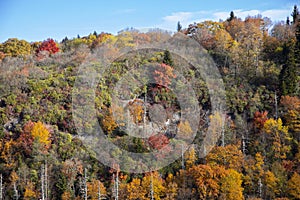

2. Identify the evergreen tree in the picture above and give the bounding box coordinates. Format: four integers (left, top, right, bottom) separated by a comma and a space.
279, 41, 298, 96
286, 17, 290, 25
93, 31, 98, 37
295, 16, 300, 60
162, 49, 174, 66
291, 5, 299, 24
227, 11, 236, 22
62, 36, 68, 43
177, 21, 182, 32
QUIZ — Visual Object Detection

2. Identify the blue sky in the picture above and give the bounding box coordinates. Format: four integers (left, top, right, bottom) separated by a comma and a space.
0, 0, 298, 42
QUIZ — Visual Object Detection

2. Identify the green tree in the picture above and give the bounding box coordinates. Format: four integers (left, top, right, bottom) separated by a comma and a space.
295, 13, 300, 67
291, 5, 299, 24
227, 11, 237, 22
279, 41, 298, 96
162, 49, 174, 66
177, 21, 182, 32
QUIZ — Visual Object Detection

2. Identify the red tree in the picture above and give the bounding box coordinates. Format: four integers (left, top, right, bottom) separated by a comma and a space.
253, 111, 268, 129
153, 63, 176, 89
36, 38, 59, 55
148, 133, 169, 150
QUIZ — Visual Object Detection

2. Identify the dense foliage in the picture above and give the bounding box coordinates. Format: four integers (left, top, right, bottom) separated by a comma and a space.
0, 5, 299, 200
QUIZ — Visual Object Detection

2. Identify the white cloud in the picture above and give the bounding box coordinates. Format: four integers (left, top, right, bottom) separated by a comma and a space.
160, 8, 291, 31
160, 11, 211, 30
261, 9, 291, 22
214, 9, 290, 22
213, 9, 259, 20
163, 12, 194, 23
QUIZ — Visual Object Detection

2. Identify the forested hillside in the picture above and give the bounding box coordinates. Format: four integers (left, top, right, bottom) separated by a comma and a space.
0, 6, 300, 200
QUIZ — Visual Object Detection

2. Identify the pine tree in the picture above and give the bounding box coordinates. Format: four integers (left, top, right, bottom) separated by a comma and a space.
295, 16, 300, 62
177, 21, 182, 32
286, 17, 290, 25
227, 11, 236, 22
291, 5, 299, 24
93, 31, 98, 37
279, 41, 298, 96
162, 50, 174, 67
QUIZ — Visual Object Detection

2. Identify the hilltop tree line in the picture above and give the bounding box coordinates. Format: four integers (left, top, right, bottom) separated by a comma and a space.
0, 5, 299, 200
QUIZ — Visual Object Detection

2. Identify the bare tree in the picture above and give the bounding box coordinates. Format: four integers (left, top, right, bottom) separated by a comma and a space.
112, 170, 119, 200
181, 144, 185, 170
41, 164, 45, 200
0, 174, 3, 200
84, 168, 88, 200
98, 180, 101, 200
150, 172, 154, 200
13, 181, 18, 200
40, 161, 49, 200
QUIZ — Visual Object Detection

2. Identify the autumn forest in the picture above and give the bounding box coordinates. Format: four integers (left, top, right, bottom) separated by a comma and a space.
0, 5, 300, 200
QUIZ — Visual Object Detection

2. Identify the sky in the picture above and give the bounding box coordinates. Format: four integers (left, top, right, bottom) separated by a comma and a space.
0, 0, 299, 42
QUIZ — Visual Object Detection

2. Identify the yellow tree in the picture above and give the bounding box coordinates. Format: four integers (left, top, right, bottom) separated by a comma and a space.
128, 99, 144, 124
0, 38, 32, 57
263, 118, 291, 161
287, 172, 300, 199
0, 139, 18, 169
184, 146, 197, 169
220, 169, 244, 200
91, 32, 113, 49
31, 121, 51, 147
263, 170, 278, 199
214, 28, 237, 69
206, 144, 244, 172
10, 171, 19, 199
177, 120, 193, 139
188, 164, 227, 199
61, 191, 72, 200
141, 171, 166, 200
200, 112, 225, 158
243, 153, 265, 195
114, 31, 135, 48
280, 96, 300, 140
101, 107, 118, 134
24, 182, 37, 200
126, 178, 146, 200
87, 179, 106, 200
164, 173, 178, 200
285, 109, 300, 135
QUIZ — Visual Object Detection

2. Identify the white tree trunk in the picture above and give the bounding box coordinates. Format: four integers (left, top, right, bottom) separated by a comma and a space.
13, 181, 18, 200
41, 164, 45, 200
181, 144, 185, 170
0, 174, 3, 200
45, 161, 48, 200
84, 168, 88, 200
98, 180, 101, 200
150, 173, 154, 200
115, 172, 118, 200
